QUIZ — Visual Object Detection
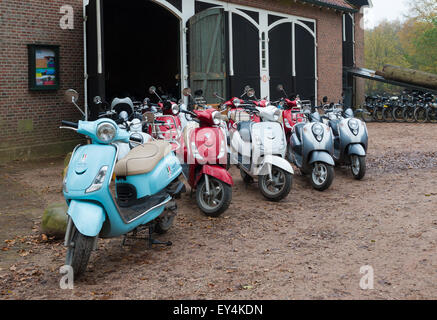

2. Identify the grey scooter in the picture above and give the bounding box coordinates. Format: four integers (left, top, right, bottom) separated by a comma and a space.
321, 98, 368, 180
289, 108, 335, 191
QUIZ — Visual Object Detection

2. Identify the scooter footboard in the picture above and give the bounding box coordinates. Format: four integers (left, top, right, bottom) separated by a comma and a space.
67, 200, 106, 237
309, 151, 335, 166
195, 165, 234, 187
257, 155, 294, 175
347, 144, 366, 157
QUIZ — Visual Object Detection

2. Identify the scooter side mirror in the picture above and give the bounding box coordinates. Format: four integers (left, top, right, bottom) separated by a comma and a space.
247, 89, 256, 98
323, 96, 328, 103
93, 96, 102, 105
65, 89, 79, 104
183, 88, 192, 97
277, 84, 284, 92
148, 86, 157, 95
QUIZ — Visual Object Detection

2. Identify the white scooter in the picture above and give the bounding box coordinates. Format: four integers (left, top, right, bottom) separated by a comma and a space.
96, 97, 152, 160
229, 104, 294, 201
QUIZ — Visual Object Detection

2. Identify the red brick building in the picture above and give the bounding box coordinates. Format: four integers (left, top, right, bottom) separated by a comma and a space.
0, 0, 370, 162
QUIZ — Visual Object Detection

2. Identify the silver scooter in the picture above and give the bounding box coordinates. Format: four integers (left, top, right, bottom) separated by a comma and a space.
289, 108, 335, 191
322, 98, 368, 180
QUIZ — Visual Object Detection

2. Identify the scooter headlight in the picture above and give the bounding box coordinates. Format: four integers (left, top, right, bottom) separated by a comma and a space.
212, 111, 221, 125
172, 104, 180, 115
97, 122, 117, 143
312, 124, 324, 142
348, 119, 360, 135
86, 166, 109, 194
233, 98, 241, 107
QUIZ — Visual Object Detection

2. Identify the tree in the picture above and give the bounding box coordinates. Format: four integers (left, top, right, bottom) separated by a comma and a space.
364, 20, 409, 94
364, 0, 437, 94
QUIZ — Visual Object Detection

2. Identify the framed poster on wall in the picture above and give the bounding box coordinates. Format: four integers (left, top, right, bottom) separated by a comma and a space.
28, 44, 60, 91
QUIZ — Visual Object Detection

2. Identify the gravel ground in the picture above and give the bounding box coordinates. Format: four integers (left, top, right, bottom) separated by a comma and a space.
0, 122, 436, 300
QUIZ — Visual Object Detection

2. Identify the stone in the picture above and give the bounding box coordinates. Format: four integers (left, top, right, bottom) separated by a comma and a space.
41, 202, 69, 239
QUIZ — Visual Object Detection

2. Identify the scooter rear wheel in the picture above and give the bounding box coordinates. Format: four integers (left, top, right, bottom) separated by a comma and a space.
311, 163, 334, 191
258, 166, 293, 202
196, 177, 232, 217
65, 226, 95, 278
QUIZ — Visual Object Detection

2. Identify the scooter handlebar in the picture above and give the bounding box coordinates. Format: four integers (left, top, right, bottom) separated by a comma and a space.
130, 136, 143, 143
61, 120, 78, 129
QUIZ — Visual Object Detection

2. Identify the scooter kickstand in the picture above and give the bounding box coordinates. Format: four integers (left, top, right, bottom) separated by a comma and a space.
148, 226, 172, 248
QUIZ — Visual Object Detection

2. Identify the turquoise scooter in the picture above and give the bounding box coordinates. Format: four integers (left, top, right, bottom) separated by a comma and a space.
61, 90, 185, 277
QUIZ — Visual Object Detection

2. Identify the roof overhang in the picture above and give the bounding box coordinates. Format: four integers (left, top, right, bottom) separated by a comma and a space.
299, 0, 359, 13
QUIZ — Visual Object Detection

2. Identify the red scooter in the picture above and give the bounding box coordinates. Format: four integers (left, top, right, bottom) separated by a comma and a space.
145, 86, 183, 152
180, 88, 233, 217
276, 84, 307, 161
214, 88, 262, 130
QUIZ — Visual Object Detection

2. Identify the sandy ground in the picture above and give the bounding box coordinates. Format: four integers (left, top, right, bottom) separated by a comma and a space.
0, 122, 436, 300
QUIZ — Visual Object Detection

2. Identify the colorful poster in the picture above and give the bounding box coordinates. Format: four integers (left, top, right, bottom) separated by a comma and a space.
35, 48, 56, 86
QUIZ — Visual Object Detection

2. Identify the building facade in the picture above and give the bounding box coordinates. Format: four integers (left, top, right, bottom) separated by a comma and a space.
0, 0, 369, 162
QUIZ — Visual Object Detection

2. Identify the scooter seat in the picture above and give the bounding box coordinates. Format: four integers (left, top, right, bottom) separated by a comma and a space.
114, 140, 172, 177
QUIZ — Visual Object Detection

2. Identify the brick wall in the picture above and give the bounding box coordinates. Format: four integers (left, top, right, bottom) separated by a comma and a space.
0, 0, 84, 162
354, 10, 365, 106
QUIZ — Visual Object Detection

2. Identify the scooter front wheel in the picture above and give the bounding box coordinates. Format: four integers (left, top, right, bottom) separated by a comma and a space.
65, 226, 95, 278
351, 155, 366, 180
311, 162, 334, 191
196, 176, 232, 217
258, 166, 293, 202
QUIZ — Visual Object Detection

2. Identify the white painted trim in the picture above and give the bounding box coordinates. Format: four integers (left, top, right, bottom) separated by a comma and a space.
96, 0, 102, 74
343, 14, 346, 42
83, 0, 88, 120
314, 21, 318, 104
152, 0, 183, 18
292, 22, 296, 77
229, 11, 234, 76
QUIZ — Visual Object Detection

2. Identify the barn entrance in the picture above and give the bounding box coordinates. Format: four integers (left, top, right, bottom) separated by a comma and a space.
103, 0, 181, 102
85, 0, 181, 118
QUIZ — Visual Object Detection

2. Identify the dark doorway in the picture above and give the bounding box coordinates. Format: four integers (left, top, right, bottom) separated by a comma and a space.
230, 13, 260, 98
295, 24, 316, 104
103, 0, 181, 102
343, 13, 355, 106
269, 22, 293, 101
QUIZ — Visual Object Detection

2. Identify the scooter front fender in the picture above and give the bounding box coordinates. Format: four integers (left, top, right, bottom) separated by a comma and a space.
309, 151, 335, 166
347, 144, 366, 157
195, 165, 234, 187
257, 155, 294, 175
67, 200, 106, 237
